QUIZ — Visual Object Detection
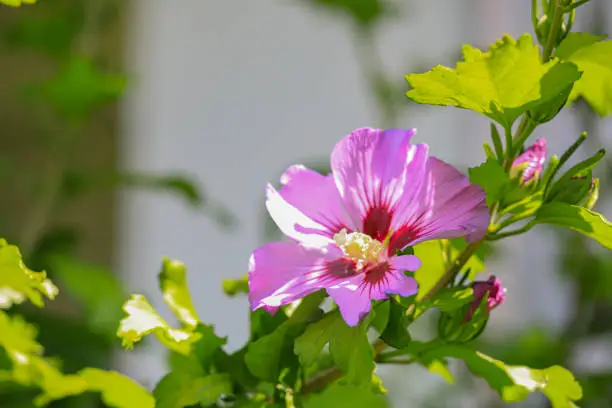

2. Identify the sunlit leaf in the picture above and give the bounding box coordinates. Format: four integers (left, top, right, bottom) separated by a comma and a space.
42, 368, 155, 408
0, 0, 37, 6
555, 33, 612, 116
0, 239, 58, 309
159, 258, 199, 328
535, 203, 612, 249
422, 346, 582, 407
116, 294, 200, 354
406, 34, 581, 127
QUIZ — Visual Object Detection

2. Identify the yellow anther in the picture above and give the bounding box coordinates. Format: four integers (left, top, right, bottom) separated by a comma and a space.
333, 229, 384, 270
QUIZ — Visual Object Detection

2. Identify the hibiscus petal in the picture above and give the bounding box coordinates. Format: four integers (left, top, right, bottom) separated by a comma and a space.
419, 157, 489, 242
266, 184, 332, 248
326, 276, 375, 327
386, 256, 420, 297
330, 127, 427, 241
277, 165, 356, 237
389, 157, 489, 251
248, 241, 344, 310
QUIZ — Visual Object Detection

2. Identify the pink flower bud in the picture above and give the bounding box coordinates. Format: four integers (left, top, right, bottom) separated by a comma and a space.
466, 276, 506, 320
511, 138, 547, 185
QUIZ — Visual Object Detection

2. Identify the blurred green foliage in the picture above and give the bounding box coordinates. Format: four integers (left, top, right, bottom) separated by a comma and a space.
0, 0, 230, 407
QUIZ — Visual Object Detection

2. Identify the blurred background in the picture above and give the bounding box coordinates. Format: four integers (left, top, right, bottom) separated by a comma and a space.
0, 0, 611, 407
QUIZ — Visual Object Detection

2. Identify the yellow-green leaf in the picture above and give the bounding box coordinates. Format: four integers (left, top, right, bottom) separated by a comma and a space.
116, 294, 200, 354
535, 203, 612, 249
159, 258, 199, 328
0, 0, 37, 6
0, 239, 58, 309
406, 34, 581, 127
555, 33, 612, 117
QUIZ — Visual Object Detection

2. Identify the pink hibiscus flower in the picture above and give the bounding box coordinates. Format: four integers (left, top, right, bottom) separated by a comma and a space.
248, 128, 489, 326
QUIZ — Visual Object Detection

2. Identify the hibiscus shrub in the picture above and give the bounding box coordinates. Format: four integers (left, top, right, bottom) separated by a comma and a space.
2, 0, 612, 407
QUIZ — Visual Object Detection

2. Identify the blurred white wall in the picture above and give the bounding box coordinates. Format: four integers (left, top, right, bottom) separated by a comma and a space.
116, 0, 612, 406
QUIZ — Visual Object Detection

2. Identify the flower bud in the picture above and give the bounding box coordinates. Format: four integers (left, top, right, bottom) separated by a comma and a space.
511, 138, 547, 185
465, 276, 506, 320
438, 276, 506, 344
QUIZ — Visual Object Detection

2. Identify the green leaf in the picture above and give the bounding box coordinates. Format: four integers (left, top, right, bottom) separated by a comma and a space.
0, 239, 58, 309
555, 33, 612, 116
380, 300, 411, 349
0, 0, 36, 6
468, 158, 511, 207
0, 309, 42, 357
294, 313, 338, 368
159, 258, 199, 328
244, 325, 288, 381
153, 372, 232, 408
500, 191, 543, 217
304, 0, 388, 28
406, 34, 581, 127
330, 326, 374, 385
370, 301, 390, 334
47, 256, 125, 338
116, 294, 201, 354
421, 346, 582, 407
431, 288, 474, 312
73, 368, 155, 408
193, 324, 227, 373
63, 171, 203, 207
222, 275, 249, 297
295, 311, 375, 385
303, 383, 388, 408
535, 203, 612, 249
32, 56, 126, 120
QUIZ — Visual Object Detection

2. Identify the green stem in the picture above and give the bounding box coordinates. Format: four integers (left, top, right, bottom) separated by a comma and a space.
377, 357, 417, 365
541, 0, 565, 61
487, 221, 536, 240
564, 0, 591, 11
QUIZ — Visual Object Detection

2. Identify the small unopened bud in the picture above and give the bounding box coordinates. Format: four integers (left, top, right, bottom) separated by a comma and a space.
466, 276, 507, 320
511, 138, 547, 185
438, 276, 506, 344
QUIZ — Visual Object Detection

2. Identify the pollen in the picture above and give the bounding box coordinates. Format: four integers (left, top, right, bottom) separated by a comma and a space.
333, 228, 384, 270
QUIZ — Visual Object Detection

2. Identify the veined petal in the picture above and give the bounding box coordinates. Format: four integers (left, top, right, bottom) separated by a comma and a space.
266, 184, 332, 248
277, 165, 356, 237
248, 241, 346, 310
326, 256, 419, 326
326, 276, 374, 327
389, 157, 488, 252
386, 256, 420, 296
330, 127, 427, 241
